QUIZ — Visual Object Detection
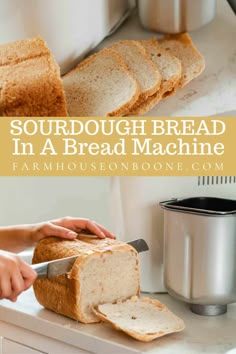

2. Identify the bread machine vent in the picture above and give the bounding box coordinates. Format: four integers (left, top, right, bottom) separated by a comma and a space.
198, 176, 236, 186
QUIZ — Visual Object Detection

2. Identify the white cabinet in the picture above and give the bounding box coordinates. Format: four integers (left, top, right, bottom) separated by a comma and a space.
2, 338, 44, 354
0, 324, 93, 354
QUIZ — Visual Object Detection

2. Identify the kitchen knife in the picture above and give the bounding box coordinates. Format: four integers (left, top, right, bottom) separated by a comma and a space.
31, 239, 149, 279
210, 110, 236, 116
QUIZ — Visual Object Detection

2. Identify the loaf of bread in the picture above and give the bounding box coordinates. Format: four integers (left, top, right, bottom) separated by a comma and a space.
32, 236, 140, 323
0, 37, 68, 117
0, 33, 205, 117
63, 48, 140, 117
93, 296, 185, 342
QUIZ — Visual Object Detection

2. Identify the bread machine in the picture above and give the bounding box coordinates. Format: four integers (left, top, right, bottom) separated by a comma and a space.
111, 176, 236, 293
160, 196, 236, 316
0, 0, 135, 75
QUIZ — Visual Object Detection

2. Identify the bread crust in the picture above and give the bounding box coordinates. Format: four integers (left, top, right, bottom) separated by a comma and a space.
63, 47, 140, 117
93, 296, 185, 342
0, 36, 50, 67
129, 40, 182, 116
33, 236, 140, 323
0, 36, 68, 117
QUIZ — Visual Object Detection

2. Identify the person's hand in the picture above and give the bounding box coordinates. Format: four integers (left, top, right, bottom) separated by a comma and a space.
0, 250, 37, 302
30, 217, 116, 244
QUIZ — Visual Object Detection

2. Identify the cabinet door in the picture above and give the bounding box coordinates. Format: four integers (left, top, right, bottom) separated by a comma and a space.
2, 338, 46, 354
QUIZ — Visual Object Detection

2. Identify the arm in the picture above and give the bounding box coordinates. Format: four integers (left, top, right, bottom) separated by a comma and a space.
0, 217, 115, 253
0, 225, 35, 253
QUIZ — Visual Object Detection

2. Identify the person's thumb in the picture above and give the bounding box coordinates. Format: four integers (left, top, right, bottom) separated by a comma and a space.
20, 261, 37, 290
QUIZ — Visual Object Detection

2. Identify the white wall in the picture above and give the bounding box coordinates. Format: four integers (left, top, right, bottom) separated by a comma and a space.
0, 177, 111, 228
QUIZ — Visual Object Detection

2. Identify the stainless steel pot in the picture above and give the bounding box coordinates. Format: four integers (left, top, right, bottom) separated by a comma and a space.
160, 197, 236, 316
137, 0, 217, 34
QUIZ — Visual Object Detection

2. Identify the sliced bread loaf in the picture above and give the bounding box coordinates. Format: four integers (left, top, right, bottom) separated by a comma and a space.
129, 39, 181, 115
33, 236, 140, 323
63, 48, 140, 117
93, 296, 185, 342
0, 36, 68, 117
111, 40, 161, 105
158, 33, 205, 88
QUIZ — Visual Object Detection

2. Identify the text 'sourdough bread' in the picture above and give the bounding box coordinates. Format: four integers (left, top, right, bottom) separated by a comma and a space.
129, 39, 182, 115
93, 296, 185, 342
158, 33, 205, 88
63, 48, 140, 117
33, 236, 140, 323
110, 40, 161, 107
0, 36, 67, 117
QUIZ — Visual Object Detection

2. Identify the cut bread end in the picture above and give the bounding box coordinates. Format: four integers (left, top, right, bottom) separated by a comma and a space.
93, 296, 185, 342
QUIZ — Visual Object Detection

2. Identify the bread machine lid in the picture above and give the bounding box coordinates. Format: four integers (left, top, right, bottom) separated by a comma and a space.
159, 197, 236, 216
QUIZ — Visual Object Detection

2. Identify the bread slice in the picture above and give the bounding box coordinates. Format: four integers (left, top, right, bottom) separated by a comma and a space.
158, 33, 205, 88
129, 39, 182, 116
110, 40, 161, 105
32, 236, 140, 323
0, 36, 68, 117
63, 48, 140, 117
93, 296, 185, 342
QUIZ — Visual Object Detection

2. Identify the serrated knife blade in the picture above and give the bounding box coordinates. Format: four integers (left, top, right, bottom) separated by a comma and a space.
31, 238, 149, 279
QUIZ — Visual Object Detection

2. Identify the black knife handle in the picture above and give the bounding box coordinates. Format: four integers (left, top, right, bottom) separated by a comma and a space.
228, 0, 236, 14
31, 262, 48, 278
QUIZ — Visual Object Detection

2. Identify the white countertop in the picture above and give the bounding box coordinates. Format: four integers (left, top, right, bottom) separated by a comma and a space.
0, 289, 236, 354
101, 0, 236, 117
